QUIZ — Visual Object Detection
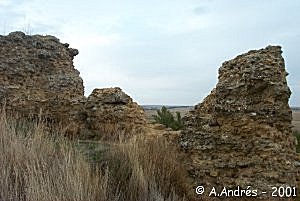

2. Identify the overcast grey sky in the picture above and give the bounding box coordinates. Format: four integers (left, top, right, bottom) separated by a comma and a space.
0, 0, 299, 106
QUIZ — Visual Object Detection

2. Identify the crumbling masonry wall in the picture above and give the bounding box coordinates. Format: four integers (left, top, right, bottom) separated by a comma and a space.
83, 87, 146, 139
0, 32, 146, 138
180, 46, 297, 197
0, 31, 85, 124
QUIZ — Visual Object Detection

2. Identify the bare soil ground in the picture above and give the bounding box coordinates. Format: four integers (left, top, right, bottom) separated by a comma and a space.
145, 107, 300, 132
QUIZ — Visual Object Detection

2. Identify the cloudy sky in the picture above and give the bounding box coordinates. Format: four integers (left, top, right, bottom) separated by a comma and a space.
0, 0, 299, 106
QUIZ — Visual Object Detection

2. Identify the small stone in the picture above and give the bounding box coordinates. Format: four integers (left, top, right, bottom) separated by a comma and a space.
210, 170, 218, 177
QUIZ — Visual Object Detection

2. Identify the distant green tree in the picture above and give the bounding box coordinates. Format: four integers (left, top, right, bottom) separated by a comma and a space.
152, 106, 184, 130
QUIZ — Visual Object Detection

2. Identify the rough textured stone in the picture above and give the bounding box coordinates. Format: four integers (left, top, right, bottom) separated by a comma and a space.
0, 32, 146, 139
0, 31, 84, 125
84, 87, 146, 139
180, 46, 297, 198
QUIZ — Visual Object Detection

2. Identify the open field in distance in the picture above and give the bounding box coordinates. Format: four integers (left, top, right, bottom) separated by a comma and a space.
143, 106, 193, 122
144, 106, 300, 132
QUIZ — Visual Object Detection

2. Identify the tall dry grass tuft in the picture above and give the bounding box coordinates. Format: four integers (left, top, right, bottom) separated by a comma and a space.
91, 122, 144, 141
105, 137, 189, 201
0, 110, 188, 201
0, 111, 110, 201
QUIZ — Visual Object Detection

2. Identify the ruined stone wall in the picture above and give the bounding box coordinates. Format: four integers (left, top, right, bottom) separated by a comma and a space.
180, 46, 297, 198
0, 31, 85, 124
0, 32, 146, 138
84, 87, 146, 139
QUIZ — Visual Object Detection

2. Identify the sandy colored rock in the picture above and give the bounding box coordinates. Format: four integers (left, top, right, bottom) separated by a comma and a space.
0, 32, 147, 139
84, 87, 146, 139
0, 31, 85, 126
180, 46, 297, 199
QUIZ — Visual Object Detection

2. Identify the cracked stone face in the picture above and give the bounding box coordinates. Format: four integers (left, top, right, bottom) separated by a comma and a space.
0, 31, 84, 123
0, 32, 146, 139
180, 46, 297, 198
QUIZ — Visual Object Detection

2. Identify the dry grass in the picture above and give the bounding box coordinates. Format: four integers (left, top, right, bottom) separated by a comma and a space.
103, 137, 189, 201
0, 111, 187, 201
0, 112, 109, 201
87, 122, 144, 141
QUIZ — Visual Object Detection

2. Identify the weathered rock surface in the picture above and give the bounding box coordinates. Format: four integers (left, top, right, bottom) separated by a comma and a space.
0, 31, 84, 124
84, 87, 146, 139
180, 46, 297, 198
0, 32, 146, 138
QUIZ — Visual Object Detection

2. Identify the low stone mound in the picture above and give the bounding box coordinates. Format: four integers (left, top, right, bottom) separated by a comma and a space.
180, 46, 297, 198
84, 87, 146, 139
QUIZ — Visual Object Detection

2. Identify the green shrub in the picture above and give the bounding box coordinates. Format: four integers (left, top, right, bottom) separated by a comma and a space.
152, 106, 184, 130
